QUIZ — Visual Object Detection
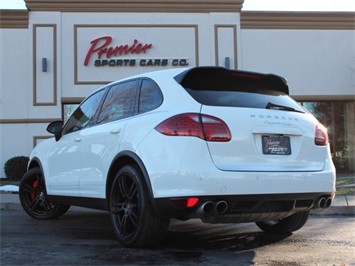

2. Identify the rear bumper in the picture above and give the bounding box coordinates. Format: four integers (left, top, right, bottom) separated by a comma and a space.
138, 130, 336, 222
154, 192, 335, 221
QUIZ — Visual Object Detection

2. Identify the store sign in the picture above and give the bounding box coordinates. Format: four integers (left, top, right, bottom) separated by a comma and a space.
84, 36, 189, 68
73, 25, 197, 84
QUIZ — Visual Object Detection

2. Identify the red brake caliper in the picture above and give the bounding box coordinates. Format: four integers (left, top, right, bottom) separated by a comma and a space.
31, 180, 39, 200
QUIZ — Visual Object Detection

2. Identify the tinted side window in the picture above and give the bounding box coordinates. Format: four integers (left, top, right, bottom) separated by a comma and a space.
97, 80, 137, 124
63, 89, 105, 134
138, 79, 163, 114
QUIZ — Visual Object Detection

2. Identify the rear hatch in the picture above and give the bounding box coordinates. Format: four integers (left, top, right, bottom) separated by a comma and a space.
176, 67, 327, 172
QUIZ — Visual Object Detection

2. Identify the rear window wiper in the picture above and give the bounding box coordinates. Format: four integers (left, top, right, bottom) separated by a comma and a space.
266, 102, 304, 113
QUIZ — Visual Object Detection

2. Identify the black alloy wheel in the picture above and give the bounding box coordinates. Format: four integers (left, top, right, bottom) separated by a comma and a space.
110, 165, 169, 247
19, 167, 70, 219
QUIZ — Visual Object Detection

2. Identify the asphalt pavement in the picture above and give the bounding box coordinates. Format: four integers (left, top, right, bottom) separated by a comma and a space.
1, 192, 354, 215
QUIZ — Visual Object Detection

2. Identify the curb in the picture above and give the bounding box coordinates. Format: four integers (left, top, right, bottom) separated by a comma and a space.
0, 202, 24, 211
311, 206, 355, 216
0, 202, 106, 213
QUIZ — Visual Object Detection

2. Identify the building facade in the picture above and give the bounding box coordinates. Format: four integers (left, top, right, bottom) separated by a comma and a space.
0, 0, 354, 176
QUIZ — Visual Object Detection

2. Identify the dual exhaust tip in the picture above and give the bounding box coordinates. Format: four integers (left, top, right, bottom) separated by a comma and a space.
196, 200, 228, 215
316, 197, 332, 209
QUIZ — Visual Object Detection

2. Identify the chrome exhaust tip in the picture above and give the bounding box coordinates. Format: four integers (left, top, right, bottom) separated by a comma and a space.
316, 197, 332, 209
196, 201, 214, 214
215, 200, 228, 214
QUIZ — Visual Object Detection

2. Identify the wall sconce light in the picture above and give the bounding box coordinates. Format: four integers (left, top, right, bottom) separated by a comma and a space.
224, 57, 230, 69
42, 58, 47, 72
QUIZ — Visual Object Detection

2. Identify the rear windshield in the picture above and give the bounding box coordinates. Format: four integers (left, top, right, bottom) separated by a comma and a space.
185, 89, 305, 112
176, 67, 305, 112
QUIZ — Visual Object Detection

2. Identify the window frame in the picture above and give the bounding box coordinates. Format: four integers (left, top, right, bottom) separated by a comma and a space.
60, 77, 164, 136
61, 88, 107, 136
95, 78, 139, 126
137, 78, 164, 114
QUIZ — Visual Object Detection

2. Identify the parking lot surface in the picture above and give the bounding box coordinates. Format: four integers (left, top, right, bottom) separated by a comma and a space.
1, 209, 354, 265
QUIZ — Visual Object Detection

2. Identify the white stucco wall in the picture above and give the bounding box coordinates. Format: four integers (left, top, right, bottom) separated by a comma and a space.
0, 29, 30, 119
0, 29, 31, 177
240, 29, 355, 98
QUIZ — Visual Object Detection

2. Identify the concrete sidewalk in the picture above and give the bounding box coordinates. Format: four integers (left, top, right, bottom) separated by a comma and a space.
1, 192, 354, 215
0, 193, 106, 213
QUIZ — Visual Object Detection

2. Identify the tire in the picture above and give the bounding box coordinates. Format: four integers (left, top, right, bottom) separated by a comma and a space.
19, 167, 70, 219
255, 211, 310, 234
110, 165, 169, 247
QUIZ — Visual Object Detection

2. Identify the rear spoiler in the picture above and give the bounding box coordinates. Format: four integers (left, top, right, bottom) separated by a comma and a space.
174, 67, 289, 95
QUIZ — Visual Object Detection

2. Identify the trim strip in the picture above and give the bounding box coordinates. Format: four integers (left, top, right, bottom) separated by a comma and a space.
1, 9, 353, 30
24, 0, 244, 13
0, 119, 60, 124
61, 97, 84, 103
0, 10, 28, 29
214, 25, 238, 69
241, 11, 355, 30
33, 24, 58, 106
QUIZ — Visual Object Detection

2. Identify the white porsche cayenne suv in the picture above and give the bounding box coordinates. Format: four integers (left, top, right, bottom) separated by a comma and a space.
19, 66, 336, 247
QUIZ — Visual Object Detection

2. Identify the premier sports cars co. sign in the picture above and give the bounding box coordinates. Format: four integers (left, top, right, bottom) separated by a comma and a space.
84, 36, 189, 68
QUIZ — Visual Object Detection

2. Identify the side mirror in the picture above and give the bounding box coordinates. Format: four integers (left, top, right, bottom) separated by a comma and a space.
47, 121, 63, 141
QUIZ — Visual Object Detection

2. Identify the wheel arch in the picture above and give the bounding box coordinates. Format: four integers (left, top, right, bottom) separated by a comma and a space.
106, 151, 156, 210
27, 157, 43, 172
27, 157, 47, 186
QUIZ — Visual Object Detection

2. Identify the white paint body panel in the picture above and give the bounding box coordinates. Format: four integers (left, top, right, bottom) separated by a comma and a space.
137, 127, 335, 198
28, 68, 336, 202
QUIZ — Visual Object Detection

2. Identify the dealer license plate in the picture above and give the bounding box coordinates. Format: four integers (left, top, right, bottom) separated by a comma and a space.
262, 135, 291, 155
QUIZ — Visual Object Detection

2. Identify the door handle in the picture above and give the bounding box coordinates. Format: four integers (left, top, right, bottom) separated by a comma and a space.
110, 129, 121, 134
75, 137, 82, 142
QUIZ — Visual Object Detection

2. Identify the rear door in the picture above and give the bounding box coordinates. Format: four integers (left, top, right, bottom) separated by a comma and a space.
79, 80, 138, 198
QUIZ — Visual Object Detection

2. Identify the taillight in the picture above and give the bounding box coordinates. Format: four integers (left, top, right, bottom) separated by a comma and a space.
155, 113, 231, 142
201, 115, 231, 141
314, 123, 328, 146
170, 197, 199, 208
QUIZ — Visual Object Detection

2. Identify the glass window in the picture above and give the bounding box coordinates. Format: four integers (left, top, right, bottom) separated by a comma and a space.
177, 68, 299, 111
63, 104, 79, 123
138, 79, 163, 114
97, 80, 137, 124
186, 89, 304, 112
63, 89, 105, 134
301, 101, 355, 173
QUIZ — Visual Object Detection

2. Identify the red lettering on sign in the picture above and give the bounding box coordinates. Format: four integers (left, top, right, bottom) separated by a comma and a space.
84, 36, 153, 66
